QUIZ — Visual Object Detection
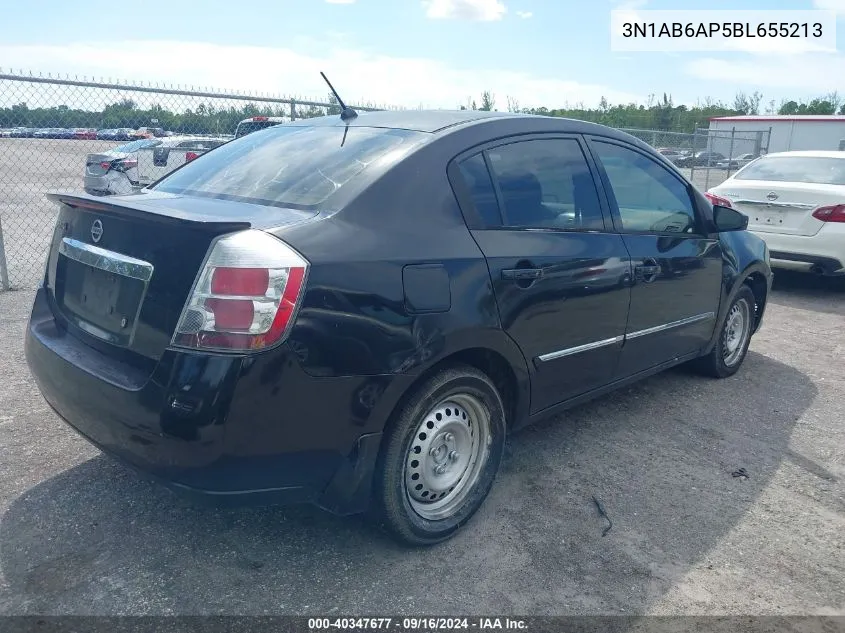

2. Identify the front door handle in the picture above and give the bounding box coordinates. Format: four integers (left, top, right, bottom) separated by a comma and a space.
635, 258, 661, 282
502, 268, 543, 281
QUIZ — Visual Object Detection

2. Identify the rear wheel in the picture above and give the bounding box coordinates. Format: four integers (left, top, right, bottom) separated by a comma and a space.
692, 285, 756, 378
372, 365, 506, 546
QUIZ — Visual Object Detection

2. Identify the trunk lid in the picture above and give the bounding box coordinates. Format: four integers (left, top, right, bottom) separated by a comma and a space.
712, 180, 845, 237
43, 191, 317, 368
85, 151, 130, 177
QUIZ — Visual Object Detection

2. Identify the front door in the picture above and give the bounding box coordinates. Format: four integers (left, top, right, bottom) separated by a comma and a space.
587, 138, 724, 377
449, 135, 632, 413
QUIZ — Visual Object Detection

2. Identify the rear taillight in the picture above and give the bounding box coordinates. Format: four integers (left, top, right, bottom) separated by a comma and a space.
705, 192, 733, 208
185, 151, 199, 162
99, 158, 137, 173
113, 158, 137, 172
172, 230, 309, 352
811, 204, 845, 223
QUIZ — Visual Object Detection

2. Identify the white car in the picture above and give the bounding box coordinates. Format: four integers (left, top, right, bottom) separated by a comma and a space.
84, 135, 229, 196
708, 150, 845, 276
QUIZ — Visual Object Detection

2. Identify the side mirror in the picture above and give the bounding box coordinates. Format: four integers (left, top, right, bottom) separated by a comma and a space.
713, 204, 748, 232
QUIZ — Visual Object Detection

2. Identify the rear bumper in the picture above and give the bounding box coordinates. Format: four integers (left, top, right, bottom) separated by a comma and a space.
83, 172, 133, 196
752, 226, 845, 274
24, 287, 395, 514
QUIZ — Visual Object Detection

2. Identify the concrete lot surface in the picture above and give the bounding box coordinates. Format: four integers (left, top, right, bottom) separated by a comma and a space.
0, 271, 843, 616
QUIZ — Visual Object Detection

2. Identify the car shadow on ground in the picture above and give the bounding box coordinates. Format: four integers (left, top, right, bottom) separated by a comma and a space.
0, 351, 816, 615
768, 270, 845, 316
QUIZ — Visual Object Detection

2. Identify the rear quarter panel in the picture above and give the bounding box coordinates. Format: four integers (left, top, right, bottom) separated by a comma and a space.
272, 128, 532, 425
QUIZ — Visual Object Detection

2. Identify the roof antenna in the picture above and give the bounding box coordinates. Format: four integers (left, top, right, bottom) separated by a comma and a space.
320, 72, 358, 122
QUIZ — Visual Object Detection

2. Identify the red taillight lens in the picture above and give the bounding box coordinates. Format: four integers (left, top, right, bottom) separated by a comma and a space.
185, 151, 199, 162
172, 230, 309, 352
114, 158, 137, 172
812, 204, 845, 223
99, 161, 112, 171
705, 192, 733, 208
211, 267, 269, 295
253, 116, 269, 121
205, 298, 255, 330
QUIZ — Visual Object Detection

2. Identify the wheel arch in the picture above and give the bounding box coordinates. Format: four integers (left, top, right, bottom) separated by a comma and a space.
705, 260, 771, 354
371, 330, 532, 440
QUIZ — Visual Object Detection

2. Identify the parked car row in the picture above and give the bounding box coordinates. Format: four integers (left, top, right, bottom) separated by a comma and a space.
655, 147, 764, 169
84, 135, 230, 196
2, 118, 290, 141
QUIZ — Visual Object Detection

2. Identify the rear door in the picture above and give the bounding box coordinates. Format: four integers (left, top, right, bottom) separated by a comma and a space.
587, 138, 723, 378
449, 134, 632, 413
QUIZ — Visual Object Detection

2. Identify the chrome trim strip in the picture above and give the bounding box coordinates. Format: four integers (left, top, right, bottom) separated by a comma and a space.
537, 335, 624, 362
536, 312, 716, 363
59, 237, 154, 282
625, 312, 715, 340
733, 199, 815, 210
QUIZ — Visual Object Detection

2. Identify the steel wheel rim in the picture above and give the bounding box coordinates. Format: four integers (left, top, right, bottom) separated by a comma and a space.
404, 393, 492, 521
723, 298, 751, 367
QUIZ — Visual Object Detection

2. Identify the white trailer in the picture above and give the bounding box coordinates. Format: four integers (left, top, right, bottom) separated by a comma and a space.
708, 115, 845, 156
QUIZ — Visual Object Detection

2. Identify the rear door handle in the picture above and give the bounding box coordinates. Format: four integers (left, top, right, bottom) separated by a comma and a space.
502, 268, 543, 281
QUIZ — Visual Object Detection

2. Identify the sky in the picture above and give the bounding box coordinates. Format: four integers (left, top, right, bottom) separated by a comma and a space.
1, 0, 845, 111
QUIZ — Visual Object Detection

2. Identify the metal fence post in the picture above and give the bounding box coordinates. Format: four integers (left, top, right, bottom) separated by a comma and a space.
290, 99, 296, 121
0, 217, 10, 291
727, 127, 736, 178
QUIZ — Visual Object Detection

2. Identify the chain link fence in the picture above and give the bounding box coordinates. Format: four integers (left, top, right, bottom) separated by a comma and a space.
0, 70, 395, 290
618, 126, 771, 191
0, 70, 775, 291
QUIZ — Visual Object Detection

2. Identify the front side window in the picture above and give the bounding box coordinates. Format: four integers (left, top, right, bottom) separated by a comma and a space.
483, 138, 605, 231
593, 141, 698, 234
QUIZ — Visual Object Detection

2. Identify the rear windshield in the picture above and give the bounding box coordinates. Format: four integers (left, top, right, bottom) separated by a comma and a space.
735, 156, 845, 185
235, 120, 284, 138
114, 139, 162, 153
153, 125, 426, 208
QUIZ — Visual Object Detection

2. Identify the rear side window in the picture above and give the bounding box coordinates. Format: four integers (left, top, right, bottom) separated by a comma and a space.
235, 120, 284, 138
485, 138, 605, 231
457, 154, 502, 226
114, 139, 162, 153
734, 156, 845, 185
154, 125, 426, 208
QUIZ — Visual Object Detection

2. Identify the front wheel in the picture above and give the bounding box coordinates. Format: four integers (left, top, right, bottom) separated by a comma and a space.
691, 285, 756, 378
371, 365, 506, 546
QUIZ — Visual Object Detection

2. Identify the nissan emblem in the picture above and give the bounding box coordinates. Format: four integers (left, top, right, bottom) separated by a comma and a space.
91, 219, 103, 243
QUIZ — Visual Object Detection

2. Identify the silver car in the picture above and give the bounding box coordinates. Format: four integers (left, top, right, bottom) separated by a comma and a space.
84, 136, 228, 195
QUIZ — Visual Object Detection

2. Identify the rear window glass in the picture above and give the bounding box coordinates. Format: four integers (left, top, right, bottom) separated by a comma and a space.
235, 120, 284, 138
114, 139, 162, 153
154, 125, 426, 208
735, 156, 845, 185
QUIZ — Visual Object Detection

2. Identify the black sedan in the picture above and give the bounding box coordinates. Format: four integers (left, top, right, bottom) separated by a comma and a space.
25, 109, 772, 545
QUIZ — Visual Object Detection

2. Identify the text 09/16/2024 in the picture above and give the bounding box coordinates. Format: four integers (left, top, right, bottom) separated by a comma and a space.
610, 9, 837, 53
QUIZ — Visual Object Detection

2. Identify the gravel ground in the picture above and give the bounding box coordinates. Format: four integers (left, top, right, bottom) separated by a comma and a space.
0, 270, 843, 616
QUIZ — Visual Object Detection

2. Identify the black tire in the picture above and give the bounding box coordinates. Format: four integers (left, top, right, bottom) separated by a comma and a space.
691, 284, 756, 378
371, 364, 506, 546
